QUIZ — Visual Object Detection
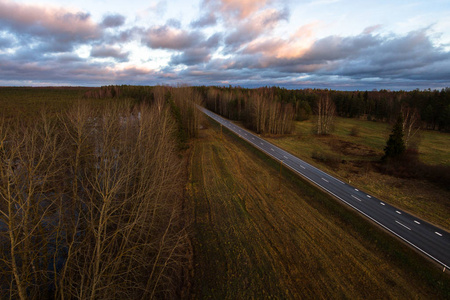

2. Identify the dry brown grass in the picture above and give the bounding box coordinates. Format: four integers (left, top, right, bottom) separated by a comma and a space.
188, 124, 447, 299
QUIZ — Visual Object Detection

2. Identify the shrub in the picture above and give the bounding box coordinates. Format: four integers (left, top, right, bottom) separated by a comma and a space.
311, 150, 341, 168
350, 126, 360, 137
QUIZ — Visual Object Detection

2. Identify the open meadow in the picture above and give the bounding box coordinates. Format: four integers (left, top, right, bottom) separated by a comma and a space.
264, 117, 450, 231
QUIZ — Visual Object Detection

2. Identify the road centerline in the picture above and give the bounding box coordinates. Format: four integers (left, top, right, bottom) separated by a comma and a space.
395, 220, 411, 231
351, 195, 362, 201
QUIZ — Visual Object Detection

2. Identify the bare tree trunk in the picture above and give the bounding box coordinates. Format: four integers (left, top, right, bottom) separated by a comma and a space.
1, 98, 189, 299
401, 104, 421, 149
315, 94, 336, 135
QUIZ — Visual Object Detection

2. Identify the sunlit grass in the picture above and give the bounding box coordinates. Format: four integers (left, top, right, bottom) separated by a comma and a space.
264, 117, 450, 230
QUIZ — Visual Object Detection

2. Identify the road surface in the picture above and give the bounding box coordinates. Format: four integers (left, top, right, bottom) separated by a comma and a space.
199, 106, 450, 269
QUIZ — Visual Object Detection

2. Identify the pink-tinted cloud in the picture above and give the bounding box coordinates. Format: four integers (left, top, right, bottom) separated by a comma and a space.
363, 24, 383, 35
116, 66, 155, 78
213, 0, 271, 20
0, 0, 100, 41
224, 7, 288, 50
143, 25, 203, 50
242, 22, 319, 58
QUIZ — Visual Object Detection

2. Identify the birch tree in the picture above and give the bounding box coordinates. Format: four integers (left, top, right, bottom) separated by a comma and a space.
315, 94, 336, 135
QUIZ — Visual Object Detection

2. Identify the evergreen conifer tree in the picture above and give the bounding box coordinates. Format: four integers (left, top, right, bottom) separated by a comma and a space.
383, 115, 406, 160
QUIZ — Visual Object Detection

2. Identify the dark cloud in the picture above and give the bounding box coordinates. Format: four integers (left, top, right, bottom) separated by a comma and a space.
35, 40, 75, 53
166, 19, 182, 29
104, 27, 144, 44
297, 34, 378, 63
224, 24, 257, 49
313, 29, 450, 82
171, 48, 212, 65
142, 22, 221, 67
0, 35, 14, 49
155, 27, 449, 90
169, 33, 221, 66
0, 52, 156, 86
90, 45, 129, 62
101, 14, 125, 28
190, 11, 217, 28
55, 53, 84, 63
213, 28, 450, 85
204, 33, 222, 47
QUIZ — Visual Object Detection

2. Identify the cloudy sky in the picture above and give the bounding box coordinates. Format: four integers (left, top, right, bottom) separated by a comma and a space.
1, 0, 449, 90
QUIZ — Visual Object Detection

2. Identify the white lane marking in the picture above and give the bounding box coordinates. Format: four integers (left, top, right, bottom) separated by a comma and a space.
355, 188, 359, 192
321, 177, 329, 183
396, 211, 402, 214
351, 195, 362, 201
395, 220, 411, 230
252, 137, 255, 140
435, 232, 443, 237
271, 148, 275, 151
300, 165, 305, 169
414, 220, 421, 225
380, 202, 385, 206
260, 142, 264, 145
283, 156, 288, 159
366, 195, 372, 198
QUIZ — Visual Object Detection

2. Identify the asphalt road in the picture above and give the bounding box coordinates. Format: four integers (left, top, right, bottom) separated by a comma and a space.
199, 106, 450, 269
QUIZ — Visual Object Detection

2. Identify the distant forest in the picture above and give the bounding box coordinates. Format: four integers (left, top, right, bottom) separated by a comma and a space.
197, 86, 450, 132
89, 85, 450, 133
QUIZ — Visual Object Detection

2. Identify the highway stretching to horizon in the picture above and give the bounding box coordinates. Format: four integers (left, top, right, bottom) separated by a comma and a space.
199, 106, 450, 270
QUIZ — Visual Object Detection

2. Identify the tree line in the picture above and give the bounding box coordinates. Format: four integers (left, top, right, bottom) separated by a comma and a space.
193, 86, 450, 133
199, 86, 296, 135
87, 85, 450, 134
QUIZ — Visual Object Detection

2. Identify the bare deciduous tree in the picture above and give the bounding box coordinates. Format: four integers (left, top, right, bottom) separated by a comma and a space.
1, 100, 190, 299
315, 93, 336, 135
401, 104, 421, 149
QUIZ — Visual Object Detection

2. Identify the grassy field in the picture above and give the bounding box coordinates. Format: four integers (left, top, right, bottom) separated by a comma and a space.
0, 87, 93, 118
275, 117, 450, 166
188, 122, 449, 299
263, 117, 450, 231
